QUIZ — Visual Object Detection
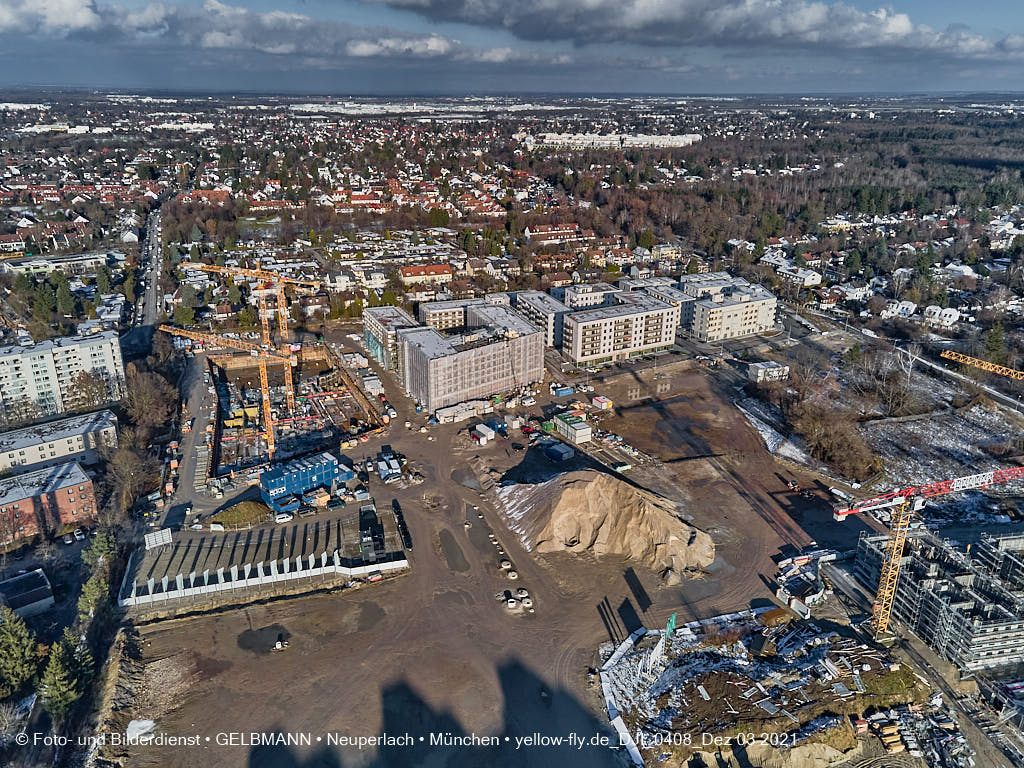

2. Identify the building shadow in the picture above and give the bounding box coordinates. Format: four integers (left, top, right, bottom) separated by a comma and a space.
623, 567, 651, 613
249, 660, 621, 768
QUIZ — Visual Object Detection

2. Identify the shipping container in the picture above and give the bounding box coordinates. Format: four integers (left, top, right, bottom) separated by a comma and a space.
545, 443, 575, 462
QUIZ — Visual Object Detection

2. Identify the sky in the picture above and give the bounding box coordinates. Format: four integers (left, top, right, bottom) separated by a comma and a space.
1, 0, 1024, 94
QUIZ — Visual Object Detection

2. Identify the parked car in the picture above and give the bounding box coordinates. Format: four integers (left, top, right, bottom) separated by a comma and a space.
274, 512, 294, 524
73, 528, 86, 541
62, 533, 74, 545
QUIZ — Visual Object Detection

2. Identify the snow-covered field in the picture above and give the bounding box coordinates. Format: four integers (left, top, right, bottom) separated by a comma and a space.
734, 398, 813, 464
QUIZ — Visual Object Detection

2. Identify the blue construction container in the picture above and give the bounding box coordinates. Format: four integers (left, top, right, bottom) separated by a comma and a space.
260, 452, 352, 512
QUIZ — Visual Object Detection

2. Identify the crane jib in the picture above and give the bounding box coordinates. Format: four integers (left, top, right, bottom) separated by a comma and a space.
833, 465, 1024, 520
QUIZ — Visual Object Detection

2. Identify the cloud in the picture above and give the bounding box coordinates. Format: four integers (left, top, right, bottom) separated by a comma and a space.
0, 0, 465, 62
0, 0, 101, 33
0, 0, 576, 68
364, 0, 1024, 60
346, 34, 453, 58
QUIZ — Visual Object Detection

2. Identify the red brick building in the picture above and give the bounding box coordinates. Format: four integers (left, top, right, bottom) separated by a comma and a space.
0, 462, 95, 545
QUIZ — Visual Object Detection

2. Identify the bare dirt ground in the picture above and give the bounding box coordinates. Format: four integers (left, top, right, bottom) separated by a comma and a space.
123, 360, 871, 768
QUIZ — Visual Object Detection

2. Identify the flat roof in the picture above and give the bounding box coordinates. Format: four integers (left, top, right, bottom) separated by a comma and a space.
516, 290, 569, 314
260, 451, 339, 485
419, 298, 485, 313
566, 292, 672, 324
0, 461, 90, 506
466, 303, 540, 337
0, 329, 119, 360
564, 282, 618, 294
362, 305, 417, 331
0, 409, 116, 455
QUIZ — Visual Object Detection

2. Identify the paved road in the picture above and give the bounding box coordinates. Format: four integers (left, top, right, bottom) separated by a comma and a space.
120, 205, 163, 356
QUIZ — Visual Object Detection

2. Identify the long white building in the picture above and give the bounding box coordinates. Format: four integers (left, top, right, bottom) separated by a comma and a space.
0, 409, 118, 472
0, 331, 126, 423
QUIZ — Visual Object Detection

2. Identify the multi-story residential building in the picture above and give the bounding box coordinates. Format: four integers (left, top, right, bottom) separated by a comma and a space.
513, 291, 570, 347
680, 273, 778, 342
398, 264, 453, 286
362, 306, 418, 373
562, 292, 678, 367
399, 304, 544, 412
0, 331, 126, 423
0, 251, 115, 276
557, 282, 620, 309
617, 276, 678, 293
418, 298, 487, 331
0, 409, 117, 472
0, 461, 96, 545
523, 223, 584, 247
641, 285, 697, 330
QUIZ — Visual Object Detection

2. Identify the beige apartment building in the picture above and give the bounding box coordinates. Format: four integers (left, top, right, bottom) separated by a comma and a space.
681, 273, 777, 342
562, 292, 677, 367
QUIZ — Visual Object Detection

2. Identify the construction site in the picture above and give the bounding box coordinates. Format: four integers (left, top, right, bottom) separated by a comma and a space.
599, 608, 978, 768
855, 531, 1024, 673
163, 262, 384, 480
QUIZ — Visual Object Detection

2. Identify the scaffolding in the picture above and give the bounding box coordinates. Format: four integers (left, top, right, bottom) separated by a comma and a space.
855, 531, 1024, 672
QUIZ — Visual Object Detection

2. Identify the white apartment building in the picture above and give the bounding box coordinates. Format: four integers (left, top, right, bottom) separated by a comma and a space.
0, 409, 118, 472
418, 299, 487, 331
0, 331, 126, 422
562, 292, 678, 367
558, 282, 620, 309
513, 291, 570, 347
680, 273, 778, 343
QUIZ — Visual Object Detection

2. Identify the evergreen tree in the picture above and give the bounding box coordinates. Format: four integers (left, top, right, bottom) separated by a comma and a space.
0, 606, 39, 698
82, 532, 116, 571
32, 284, 57, 323
57, 283, 75, 317
13, 273, 33, 296
95, 265, 112, 295
173, 306, 195, 326
39, 643, 80, 723
986, 322, 1009, 366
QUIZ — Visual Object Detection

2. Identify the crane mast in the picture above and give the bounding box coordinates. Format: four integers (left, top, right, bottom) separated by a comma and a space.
178, 261, 321, 345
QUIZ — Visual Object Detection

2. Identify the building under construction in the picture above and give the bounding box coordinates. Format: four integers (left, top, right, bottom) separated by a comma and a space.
856, 531, 1024, 672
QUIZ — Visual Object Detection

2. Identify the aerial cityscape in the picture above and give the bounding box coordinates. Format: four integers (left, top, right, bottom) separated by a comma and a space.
4, 3, 1024, 768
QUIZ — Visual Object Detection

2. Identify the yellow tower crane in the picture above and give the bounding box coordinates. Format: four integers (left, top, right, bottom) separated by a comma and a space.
159, 325, 296, 460
178, 262, 321, 344
834, 467, 1024, 638
940, 349, 1024, 380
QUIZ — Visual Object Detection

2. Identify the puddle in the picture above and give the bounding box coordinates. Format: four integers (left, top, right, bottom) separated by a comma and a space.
439, 528, 470, 572
237, 624, 290, 654
357, 601, 386, 632
451, 468, 481, 491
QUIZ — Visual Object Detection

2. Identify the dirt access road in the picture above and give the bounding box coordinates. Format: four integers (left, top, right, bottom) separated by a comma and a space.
126, 361, 864, 768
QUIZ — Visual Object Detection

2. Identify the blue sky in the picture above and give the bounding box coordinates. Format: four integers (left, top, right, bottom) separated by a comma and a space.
1, 0, 1023, 93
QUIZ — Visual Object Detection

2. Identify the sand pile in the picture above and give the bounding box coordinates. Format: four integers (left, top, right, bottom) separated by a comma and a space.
496, 470, 714, 582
